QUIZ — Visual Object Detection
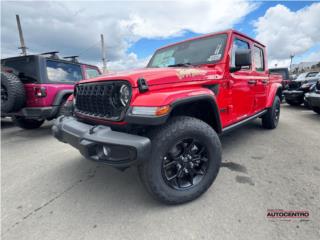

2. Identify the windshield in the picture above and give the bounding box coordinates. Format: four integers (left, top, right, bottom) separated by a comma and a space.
306, 72, 318, 77
147, 34, 227, 68
46, 60, 82, 83
296, 73, 308, 80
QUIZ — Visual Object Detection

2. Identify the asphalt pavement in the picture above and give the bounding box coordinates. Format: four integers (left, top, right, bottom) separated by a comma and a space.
1, 104, 320, 240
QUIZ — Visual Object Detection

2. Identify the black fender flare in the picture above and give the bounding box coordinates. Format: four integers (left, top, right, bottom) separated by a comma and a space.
125, 94, 222, 133
52, 90, 73, 106
170, 95, 222, 134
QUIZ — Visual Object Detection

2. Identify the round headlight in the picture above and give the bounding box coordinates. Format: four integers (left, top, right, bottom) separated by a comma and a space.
119, 84, 130, 107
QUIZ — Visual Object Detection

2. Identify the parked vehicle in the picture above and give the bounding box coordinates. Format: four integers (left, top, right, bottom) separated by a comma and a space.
269, 67, 291, 89
269, 67, 291, 102
283, 71, 319, 106
1, 52, 101, 129
305, 79, 320, 114
52, 29, 282, 204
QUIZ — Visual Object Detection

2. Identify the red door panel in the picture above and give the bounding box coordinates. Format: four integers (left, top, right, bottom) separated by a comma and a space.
229, 72, 255, 122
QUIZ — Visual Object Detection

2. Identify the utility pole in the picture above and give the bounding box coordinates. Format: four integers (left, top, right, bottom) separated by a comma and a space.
289, 54, 294, 71
100, 34, 107, 74
16, 15, 27, 56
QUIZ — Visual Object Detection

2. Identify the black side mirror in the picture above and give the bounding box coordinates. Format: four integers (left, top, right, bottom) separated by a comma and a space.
235, 49, 251, 67
230, 49, 252, 72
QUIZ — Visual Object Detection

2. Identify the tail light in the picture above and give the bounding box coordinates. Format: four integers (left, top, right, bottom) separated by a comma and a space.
2, 67, 13, 73
34, 87, 47, 97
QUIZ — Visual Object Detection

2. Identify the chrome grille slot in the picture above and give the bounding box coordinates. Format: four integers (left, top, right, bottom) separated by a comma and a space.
75, 81, 130, 121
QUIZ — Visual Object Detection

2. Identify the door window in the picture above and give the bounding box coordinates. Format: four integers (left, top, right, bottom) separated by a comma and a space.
253, 46, 264, 72
85, 68, 100, 79
231, 38, 250, 70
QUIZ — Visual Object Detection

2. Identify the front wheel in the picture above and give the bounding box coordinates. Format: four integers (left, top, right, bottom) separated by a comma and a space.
262, 95, 281, 129
138, 116, 222, 205
13, 117, 44, 129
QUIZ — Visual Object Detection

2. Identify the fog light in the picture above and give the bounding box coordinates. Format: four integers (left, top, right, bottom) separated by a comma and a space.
97, 145, 111, 161
103, 146, 111, 157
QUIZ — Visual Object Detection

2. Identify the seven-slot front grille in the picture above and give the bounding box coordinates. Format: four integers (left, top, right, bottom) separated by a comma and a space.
75, 81, 130, 121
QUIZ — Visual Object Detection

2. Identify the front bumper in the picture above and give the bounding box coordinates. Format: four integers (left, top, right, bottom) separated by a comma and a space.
283, 90, 304, 101
52, 116, 151, 168
305, 92, 320, 108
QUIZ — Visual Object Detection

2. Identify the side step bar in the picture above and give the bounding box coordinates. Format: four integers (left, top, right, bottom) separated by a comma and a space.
221, 110, 267, 135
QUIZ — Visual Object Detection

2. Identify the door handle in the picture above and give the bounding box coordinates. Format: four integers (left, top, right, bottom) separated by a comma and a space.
261, 79, 269, 84
248, 80, 257, 85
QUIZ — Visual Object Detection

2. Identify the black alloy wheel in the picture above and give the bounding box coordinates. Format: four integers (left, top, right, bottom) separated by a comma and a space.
162, 138, 209, 190
262, 95, 281, 129
138, 116, 222, 204
274, 99, 280, 126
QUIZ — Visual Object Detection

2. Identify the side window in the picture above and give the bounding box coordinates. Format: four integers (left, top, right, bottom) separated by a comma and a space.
85, 68, 100, 79
46, 60, 82, 82
254, 46, 264, 72
231, 38, 250, 70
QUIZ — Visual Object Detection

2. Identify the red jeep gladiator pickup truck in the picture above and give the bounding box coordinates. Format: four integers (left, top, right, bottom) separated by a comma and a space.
53, 29, 282, 204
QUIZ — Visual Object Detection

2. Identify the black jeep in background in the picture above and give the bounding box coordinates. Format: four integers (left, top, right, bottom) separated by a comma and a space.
283, 71, 319, 106
305, 79, 320, 114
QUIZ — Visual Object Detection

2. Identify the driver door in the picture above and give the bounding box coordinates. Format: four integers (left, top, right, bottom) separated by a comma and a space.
229, 37, 255, 122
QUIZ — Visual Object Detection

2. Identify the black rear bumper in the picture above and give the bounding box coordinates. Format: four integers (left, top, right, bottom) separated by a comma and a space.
52, 116, 151, 168
283, 90, 305, 104
2, 107, 59, 119
283, 90, 304, 100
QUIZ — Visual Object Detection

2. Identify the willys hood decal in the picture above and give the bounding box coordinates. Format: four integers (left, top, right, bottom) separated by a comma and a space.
80, 65, 225, 87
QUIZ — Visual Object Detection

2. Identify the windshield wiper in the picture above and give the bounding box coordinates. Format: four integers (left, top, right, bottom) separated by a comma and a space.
168, 62, 193, 67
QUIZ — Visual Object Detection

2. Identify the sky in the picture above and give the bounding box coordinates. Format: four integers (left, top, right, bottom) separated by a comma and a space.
1, 0, 320, 71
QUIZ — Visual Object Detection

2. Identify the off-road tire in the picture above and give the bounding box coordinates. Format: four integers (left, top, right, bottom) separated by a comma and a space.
138, 116, 222, 205
57, 100, 68, 117
303, 98, 310, 108
312, 107, 320, 114
285, 98, 302, 106
262, 95, 280, 129
13, 117, 44, 129
1, 72, 26, 113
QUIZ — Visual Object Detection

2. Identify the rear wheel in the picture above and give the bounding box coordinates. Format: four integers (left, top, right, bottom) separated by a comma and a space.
262, 95, 280, 129
13, 117, 44, 129
57, 100, 68, 117
303, 98, 310, 108
138, 116, 222, 204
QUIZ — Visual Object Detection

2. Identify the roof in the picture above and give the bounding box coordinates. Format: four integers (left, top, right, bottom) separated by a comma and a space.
157, 29, 265, 51
1, 54, 98, 68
